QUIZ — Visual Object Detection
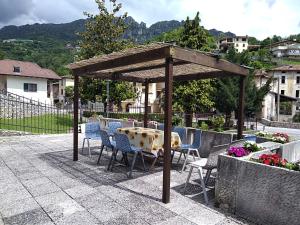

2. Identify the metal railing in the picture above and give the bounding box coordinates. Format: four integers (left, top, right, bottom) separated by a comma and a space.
0, 90, 73, 134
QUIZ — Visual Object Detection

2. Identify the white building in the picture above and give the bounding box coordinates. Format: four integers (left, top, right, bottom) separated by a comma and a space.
255, 66, 299, 121
218, 36, 249, 53
0, 59, 61, 104
52, 76, 74, 104
270, 40, 300, 58
121, 82, 165, 113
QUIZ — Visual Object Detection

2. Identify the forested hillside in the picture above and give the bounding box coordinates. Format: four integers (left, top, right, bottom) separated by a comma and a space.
0, 16, 299, 76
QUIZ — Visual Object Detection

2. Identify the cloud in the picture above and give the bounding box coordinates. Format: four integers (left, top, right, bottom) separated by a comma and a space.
0, 0, 34, 23
0, 0, 299, 40
266, 0, 276, 8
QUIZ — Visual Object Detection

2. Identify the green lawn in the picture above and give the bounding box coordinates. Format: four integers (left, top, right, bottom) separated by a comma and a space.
280, 59, 300, 65
0, 114, 73, 134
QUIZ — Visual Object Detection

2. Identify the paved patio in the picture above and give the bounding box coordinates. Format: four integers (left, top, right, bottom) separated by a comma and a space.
0, 134, 253, 225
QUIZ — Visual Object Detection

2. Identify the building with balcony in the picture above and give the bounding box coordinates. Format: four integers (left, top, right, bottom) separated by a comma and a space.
218, 36, 249, 53
270, 40, 300, 58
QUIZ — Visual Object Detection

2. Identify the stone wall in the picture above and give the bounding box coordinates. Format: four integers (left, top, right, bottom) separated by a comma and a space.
216, 151, 300, 225
261, 118, 300, 129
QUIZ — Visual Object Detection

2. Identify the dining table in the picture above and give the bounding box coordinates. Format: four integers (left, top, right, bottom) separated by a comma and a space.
117, 127, 182, 156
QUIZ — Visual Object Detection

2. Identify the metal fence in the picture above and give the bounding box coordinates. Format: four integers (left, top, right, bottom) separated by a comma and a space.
0, 90, 73, 134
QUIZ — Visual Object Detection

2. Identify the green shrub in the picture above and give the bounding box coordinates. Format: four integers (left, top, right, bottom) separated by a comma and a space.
293, 113, 300, 122
172, 115, 182, 126
82, 111, 165, 123
200, 122, 209, 130
210, 115, 225, 132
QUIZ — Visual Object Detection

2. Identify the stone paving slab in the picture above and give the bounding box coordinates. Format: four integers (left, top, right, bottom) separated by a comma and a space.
0, 134, 254, 225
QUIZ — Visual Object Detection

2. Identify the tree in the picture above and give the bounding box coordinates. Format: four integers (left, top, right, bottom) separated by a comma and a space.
77, 0, 136, 109
65, 86, 74, 103
244, 72, 272, 118
170, 12, 216, 127
215, 47, 273, 124
214, 77, 239, 127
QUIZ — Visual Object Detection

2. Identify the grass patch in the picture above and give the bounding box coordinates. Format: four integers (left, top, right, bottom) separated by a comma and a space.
0, 114, 73, 134
280, 59, 300, 65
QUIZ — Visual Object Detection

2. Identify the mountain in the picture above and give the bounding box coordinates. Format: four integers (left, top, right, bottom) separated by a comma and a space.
0, 17, 235, 43
208, 29, 235, 38
0, 19, 85, 42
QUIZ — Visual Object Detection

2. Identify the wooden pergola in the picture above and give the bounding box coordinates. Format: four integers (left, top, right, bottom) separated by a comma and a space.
68, 43, 249, 204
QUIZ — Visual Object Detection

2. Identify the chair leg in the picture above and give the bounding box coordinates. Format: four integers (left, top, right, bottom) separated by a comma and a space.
87, 139, 91, 157
198, 167, 209, 204
111, 150, 118, 172
97, 145, 105, 165
140, 152, 146, 171
184, 166, 194, 194
177, 151, 183, 164
128, 152, 138, 178
150, 156, 158, 171
107, 148, 116, 171
204, 169, 212, 185
171, 150, 175, 163
181, 149, 191, 173
82, 138, 86, 153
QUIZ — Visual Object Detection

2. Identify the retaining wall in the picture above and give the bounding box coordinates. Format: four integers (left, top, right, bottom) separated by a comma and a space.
261, 118, 300, 129
215, 142, 300, 225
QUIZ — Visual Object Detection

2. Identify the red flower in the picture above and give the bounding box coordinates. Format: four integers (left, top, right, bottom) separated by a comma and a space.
263, 159, 271, 165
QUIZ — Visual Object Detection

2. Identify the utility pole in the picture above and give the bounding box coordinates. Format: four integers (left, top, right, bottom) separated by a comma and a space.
277, 73, 280, 121
106, 80, 110, 118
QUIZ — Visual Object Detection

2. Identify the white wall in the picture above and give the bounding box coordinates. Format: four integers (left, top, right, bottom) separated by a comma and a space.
6, 76, 50, 103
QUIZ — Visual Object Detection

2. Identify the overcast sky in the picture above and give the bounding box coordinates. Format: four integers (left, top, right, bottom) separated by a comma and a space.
0, 0, 299, 40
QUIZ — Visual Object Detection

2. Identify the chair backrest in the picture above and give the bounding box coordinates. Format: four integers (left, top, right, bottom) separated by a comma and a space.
173, 126, 187, 144
199, 131, 216, 158
157, 123, 164, 131
108, 122, 122, 134
99, 130, 112, 147
114, 133, 132, 152
85, 122, 101, 134
191, 129, 202, 149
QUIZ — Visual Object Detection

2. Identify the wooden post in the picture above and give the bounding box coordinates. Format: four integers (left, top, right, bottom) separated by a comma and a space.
73, 73, 79, 161
163, 57, 173, 204
237, 76, 245, 139
277, 75, 280, 121
144, 81, 149, 128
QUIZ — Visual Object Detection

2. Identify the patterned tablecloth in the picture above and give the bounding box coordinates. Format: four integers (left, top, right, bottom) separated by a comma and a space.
117, 127, 181, 156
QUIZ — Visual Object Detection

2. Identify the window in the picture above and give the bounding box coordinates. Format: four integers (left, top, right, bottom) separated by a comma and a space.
61, 80, 64, 86
242, 38, 247, 41
61, 89, 64, 95
236, 38, 239, 42
281, 71, 286, 74
297, 71, 300, 74
296, 90, 300, 98
243, 44, 245, 47
236, 44, 239, 47
13, 66, 20, 73
281, 90, 285, 95
24, 83, 37, 92
297, 76, 300, 84
281, 76, 286, 84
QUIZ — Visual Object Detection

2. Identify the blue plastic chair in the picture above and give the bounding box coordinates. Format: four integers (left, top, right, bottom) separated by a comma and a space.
177, 129, 202, 172
107, 122, 122, 136
244, 134, 256, 142
173, 126, 187, 144
97, 130, 116, 165
157, 123, 164, 131
108, 133, 146, 178
82, 122, 101, 157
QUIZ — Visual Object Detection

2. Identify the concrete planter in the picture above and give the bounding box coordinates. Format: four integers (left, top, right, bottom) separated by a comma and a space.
215, 142, 300, 225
